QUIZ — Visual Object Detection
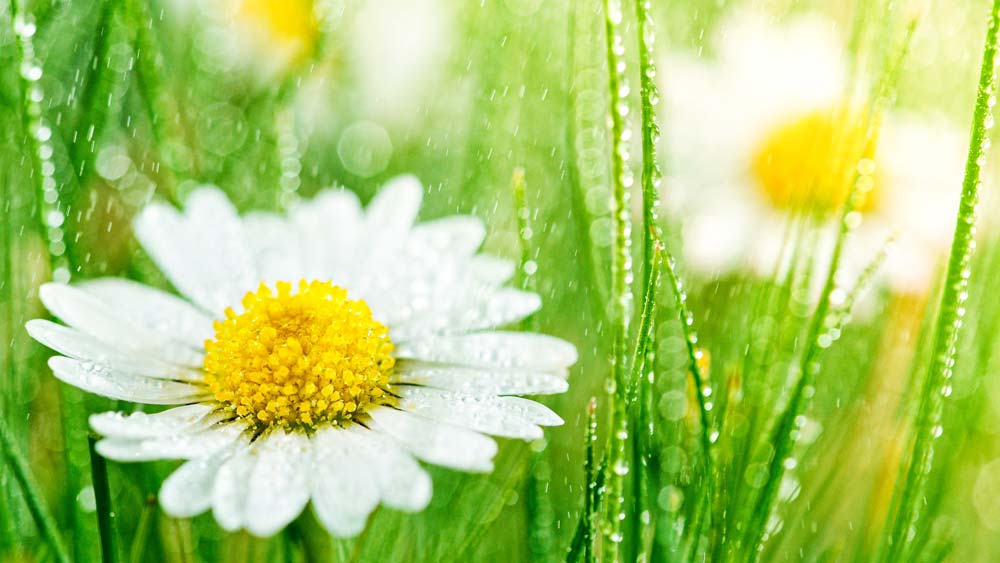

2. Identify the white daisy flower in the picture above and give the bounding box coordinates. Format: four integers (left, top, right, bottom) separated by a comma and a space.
26, 176, 576, 538
662, 12, 967, 294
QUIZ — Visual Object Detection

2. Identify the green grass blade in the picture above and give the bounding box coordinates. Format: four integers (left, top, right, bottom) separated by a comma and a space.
0, 417, 71, 563
598, 0, 634, 558
879, 2, 1000, 561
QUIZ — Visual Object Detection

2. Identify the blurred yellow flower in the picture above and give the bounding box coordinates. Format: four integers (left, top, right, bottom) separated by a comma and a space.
661, 12, 968, 294
236, 0, 319, 68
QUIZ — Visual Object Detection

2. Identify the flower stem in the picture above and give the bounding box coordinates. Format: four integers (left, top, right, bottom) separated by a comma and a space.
89, 434, 119, 563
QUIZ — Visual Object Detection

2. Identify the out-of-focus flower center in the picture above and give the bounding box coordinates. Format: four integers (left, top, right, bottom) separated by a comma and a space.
204, 280, 395, 431
237, 0, 319, 64
751, 107, 880, 215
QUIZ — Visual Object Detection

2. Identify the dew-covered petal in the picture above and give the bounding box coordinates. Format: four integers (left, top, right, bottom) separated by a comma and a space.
242, 212, 305, 284
390, 289, 542, 341
364, 175, 423, 242
393, 363, 568, 395
213, 445, 255, 532
27, 321, 203, 382
366, 407, 497, 472
245, 430, 312, 537
394, 332, 578, 372
133, 187, 256, 315
76, 278, 215, 351
290, 190, 363, 280
89, 404, 214, 439
95, 422, 243, 462
38, 283, 204, 367
408, 216, 486, 256
396, 387, 556, 441
310, 428, 380, 537
48, 357, 207, 405
160, 450, 231, 518
342, 426, 432, 512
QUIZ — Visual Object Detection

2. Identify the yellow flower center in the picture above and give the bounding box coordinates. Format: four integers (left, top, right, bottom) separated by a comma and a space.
238, 0, 319, 63
204, 280, 395, 431
751, 107, 880, 215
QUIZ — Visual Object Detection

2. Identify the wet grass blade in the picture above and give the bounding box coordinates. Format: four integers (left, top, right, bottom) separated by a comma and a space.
0, 417, 71, 563
566, 398, 601, 563
599, 0, 634, 558
878, 2, 1000, 561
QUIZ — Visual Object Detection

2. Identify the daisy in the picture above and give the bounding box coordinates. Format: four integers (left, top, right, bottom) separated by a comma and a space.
170, 0, 320, 79
662, 12, 967, 294
26, 176, 576, 538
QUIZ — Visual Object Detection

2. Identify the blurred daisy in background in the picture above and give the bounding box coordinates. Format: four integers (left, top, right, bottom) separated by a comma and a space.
224, 0, 320, 79
26, 177, 575, 538
348, 0, 454, 127
661, 12, 968, 295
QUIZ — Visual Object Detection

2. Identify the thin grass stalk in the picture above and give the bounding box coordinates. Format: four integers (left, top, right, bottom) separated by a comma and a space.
89, 435, 118, 563
742, 21, 917, 559
625, 244, 661, 561
599, 0, 634, 558
660, 253, 715, 560
566, 398, 600, 563
128, 496, 156, 563
512, 167, 557, 562
10, 4, 89, 561
0, 165, 16, 554
128, 0, 188, 199
633, 1, 663, 556
0, 417, 71, 563
879, 2, 1000, 560
66, 0, 126, 182
563, 0, 610, 324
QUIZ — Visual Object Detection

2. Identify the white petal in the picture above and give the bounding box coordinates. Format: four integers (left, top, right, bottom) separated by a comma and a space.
494, 396, 564, 426
38, 283, 204, 367
342, 426, 431, 512
470, 256, 516, 284
390, 289, 542, 341
89, 404, 214, 439
393, 363, 569, 395
95, 423, 243, 462
75, 278, 215, 350
291, 189, 363, 280
394, 332, 578, 372
27, 320, 203, 382
396, 387, 555, 441
366, 407, 497, 472
48, 357, 207, 405
408, 216, 485, 256
364, 175, 423, 242
310, 428, 380, 537
245, 430, 312, 537
133, 187, 256, 315
213, 445, 256, 531
242, 212, 305, 284
160, 450, 230, 518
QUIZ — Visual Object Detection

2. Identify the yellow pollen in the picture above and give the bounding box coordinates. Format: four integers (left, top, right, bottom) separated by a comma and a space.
204, 280, 395, 431
751, 107, 881, 215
